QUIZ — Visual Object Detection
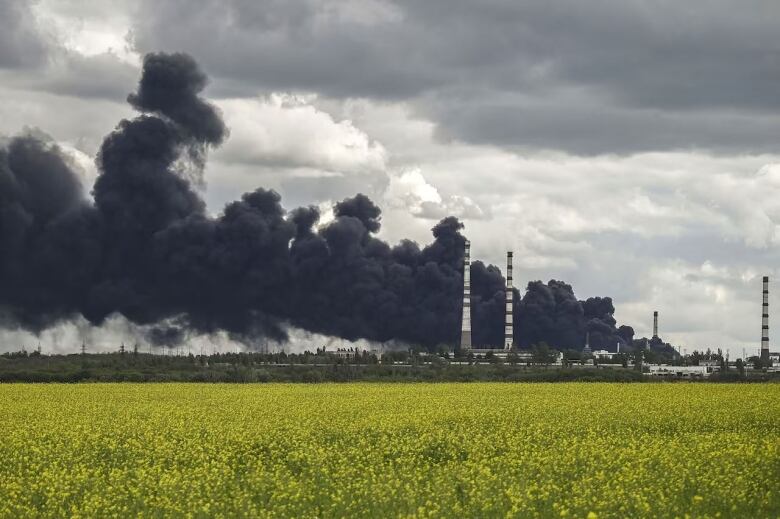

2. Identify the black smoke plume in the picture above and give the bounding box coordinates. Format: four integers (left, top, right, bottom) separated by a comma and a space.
0, 52, 631, 351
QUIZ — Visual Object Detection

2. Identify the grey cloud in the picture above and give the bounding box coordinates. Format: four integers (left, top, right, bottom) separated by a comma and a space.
131, 0, 780, 155
416, 198, 487, 221
0, 82, 132, 155
279, 174, 389, 209
18, 52, 139, 101
0, 0, 139, 102
0, 0, 50, 68
423, 89, 780, 155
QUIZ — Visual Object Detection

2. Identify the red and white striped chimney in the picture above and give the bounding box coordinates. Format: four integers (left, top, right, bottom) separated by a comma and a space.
504, 251, 514, 351
761, 276, 769, 363
460, 240, 472, 352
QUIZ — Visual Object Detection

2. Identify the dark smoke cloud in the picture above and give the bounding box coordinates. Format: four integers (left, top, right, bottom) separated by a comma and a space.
511, 281, 629, 351
126, 52, 227, 145
333, 194, 382, 233
0, 52, 631, 351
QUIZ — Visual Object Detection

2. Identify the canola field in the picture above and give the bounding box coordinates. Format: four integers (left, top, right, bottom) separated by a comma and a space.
0, 383, 778, 518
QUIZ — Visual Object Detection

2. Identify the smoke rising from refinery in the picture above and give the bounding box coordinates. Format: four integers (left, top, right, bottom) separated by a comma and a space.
0, 52, 633, 351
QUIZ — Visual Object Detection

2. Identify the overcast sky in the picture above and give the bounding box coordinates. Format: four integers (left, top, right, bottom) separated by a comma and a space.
2, 0, 780, 355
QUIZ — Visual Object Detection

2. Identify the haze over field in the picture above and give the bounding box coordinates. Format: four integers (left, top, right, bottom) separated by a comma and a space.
2, 0, 780, 355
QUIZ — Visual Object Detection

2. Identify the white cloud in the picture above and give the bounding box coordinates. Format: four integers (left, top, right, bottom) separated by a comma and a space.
215, 94, 387, 176
384, 167, 484, 220
58, 141, 98, 196
32, 0, 139, 65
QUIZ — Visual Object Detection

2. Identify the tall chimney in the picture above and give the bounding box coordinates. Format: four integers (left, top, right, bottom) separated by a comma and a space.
460, 239, 472, 352
653, 311, 659, 339
504, 251, 514, 351
761, 276, 770, 363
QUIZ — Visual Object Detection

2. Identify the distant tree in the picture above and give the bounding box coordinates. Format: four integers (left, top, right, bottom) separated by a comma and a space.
613, 353, 628, 368
435, 344, 450, 356
718, 349, 727, 372
643, 347, 662, 365
735, 358, 745, 377
633, 349, 644, 371
532, 342, 554, 366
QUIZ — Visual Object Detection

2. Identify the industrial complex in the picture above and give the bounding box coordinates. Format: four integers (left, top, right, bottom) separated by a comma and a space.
456, 240, 778, 376
10, 239, 777, 381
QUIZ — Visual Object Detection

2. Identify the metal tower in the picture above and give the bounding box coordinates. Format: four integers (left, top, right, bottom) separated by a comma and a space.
460, 239, 472, 352
652, 311, 659, 339
504, 251, 514, 350
761, 276, 770, 363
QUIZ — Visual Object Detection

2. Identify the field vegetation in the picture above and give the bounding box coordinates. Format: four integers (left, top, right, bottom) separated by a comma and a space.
2, 351, 777, 383
0, 383, 778, 517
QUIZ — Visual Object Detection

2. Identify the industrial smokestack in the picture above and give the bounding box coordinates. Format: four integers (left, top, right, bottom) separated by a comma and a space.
460, 239, 472, 352
504, 251, 514, 351
653, 311, 659, 339
583, 330, 591, 356
761, 276, 770, 363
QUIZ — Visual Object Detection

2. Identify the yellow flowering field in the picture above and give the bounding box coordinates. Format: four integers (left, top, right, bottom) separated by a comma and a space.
0, 383, 777, 518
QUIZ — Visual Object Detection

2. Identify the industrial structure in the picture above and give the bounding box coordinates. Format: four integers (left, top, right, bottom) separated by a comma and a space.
454, 242, 778, 370
460, 240, 472, 352
644, 364, 713, 378
460, 242, 515, 357
761, 275, 770, 364
504, 251, 514, 351
653, 311, 659, 339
